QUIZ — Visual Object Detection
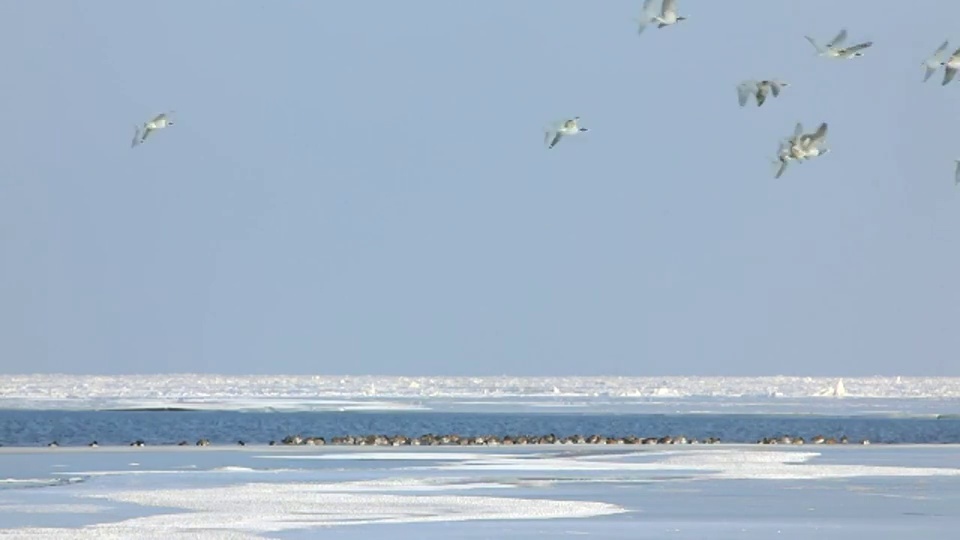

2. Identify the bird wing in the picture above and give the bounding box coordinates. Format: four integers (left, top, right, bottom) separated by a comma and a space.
544, 128, 555, 147
807, 122, 828, 146
736, 82, 755, 107
131, 126, 141, 148
637, 0, 657, 32
944, 66, 958, 86
769, 81, 785, 97
924, 41, 950, 82
140, 126, 153, 142
805, 36, 825, 54
756, 86, 767, 107
842, 42, 873, 55
828, 28, 848, 48
792, 122, 804, 141
932, 41, 951, 61
774, 159, 789, 179
662, 0, 676, 17
547, 130, 563, 149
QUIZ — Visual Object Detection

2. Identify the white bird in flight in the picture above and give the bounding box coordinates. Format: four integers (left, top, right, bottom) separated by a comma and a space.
792, 122, 830, 160
805, 29, 873, 59
132, 112, 175, 148
636, 0, 685, 34
774, 122, 830, 178
544, 117, 589, 149
737, 79, 788, 107
653, 0, 686, 28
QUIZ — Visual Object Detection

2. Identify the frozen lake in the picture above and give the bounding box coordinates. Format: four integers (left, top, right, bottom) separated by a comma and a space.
2, 444, 959, 538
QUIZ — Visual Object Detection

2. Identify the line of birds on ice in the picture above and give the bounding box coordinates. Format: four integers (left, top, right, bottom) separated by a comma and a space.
129, 0, 960, 185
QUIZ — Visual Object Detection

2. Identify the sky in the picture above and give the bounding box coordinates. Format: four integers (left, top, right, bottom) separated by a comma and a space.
1, 0, 959, 376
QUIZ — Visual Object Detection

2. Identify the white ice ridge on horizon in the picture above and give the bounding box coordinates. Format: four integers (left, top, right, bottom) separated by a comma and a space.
2, 374, 960, 408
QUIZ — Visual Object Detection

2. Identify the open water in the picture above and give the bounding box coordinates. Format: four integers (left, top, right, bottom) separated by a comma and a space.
2, 410, 959, 446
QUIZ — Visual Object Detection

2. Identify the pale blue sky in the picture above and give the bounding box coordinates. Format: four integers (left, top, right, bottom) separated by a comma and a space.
1, 1, 959, 376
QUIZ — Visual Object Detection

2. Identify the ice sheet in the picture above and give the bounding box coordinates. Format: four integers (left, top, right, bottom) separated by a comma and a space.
0, 503, 106, 514
250, 447, 960, 480
256, 451, 518, 461
3, 446, 960, 538
2, 485, 625, 537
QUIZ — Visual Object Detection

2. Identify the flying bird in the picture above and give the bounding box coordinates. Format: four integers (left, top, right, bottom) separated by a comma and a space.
804, 123, 829, 158
793, 122, 830, 160
737, 79, 789, 107
544, 117, 588, 150
774, 122, 829, 178
780, 122, 830, 163
805, 29, 873, 59
132, 112, 175, 148
653, 0, 686, 28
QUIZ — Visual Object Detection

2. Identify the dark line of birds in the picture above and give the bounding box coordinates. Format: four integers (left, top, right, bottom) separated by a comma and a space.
35, 431, 877, 448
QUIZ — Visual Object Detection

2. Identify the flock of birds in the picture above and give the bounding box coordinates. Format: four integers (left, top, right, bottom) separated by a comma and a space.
128, 1, 960, 185
544, 0, 858, 180
535, 0, 960, 185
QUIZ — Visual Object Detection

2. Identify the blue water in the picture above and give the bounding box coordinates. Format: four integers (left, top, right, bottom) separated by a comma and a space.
2, 410, 959, 446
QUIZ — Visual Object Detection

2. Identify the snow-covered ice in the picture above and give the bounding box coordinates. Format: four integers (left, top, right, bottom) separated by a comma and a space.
1, 445, 959, 538
3, 374, 960, 415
